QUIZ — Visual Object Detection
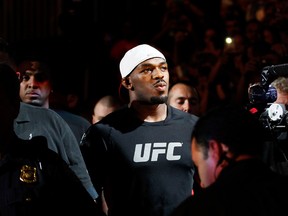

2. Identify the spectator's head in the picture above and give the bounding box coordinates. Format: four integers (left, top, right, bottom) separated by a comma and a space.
168, 81, 201, 116
92, 95, 122, 124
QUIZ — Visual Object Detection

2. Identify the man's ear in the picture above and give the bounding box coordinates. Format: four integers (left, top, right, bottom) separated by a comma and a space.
121, 77, 133, 90
208, 140, 225, 165
208, 140, 222, 155
16, 71, 21, 80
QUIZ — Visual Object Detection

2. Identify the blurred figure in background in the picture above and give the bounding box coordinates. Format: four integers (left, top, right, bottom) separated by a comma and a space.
92, 95, 123, 124
89, 94, 122, 214
168, 80, 202, 116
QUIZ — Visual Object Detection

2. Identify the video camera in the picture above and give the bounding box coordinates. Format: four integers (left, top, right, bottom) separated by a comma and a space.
248, 64, 288, 104
248, 63, 288, 175
248, 63, 288, 139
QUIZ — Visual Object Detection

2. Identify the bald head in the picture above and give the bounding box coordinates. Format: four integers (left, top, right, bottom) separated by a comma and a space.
92, 95, 122, 124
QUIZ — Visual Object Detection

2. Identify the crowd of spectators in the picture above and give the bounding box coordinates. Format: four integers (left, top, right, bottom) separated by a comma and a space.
7, 0, 288, 118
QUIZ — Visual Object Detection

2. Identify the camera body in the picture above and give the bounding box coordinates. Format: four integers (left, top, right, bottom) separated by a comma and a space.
248, 83, 277, 104
248, 63, 288, 105
249, 64, 288, 175
248, 63, 288, 139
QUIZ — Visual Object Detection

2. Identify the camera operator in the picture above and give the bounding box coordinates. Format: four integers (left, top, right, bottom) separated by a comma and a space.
271, 77, 288, 105
260, 76, 288, 175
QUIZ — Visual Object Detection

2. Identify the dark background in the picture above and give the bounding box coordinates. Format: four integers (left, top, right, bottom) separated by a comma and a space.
0, 0, 167, 103
1, 0, 219, 100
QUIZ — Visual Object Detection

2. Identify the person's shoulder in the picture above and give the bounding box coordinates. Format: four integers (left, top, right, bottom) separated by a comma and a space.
19, 102, 46, 112
18, 103, 73, 131
98, 105, 130, 124
19, 102, 63, 118
168, 105, 199, 122
80, 106, 130, 144
54, 109, 91, 127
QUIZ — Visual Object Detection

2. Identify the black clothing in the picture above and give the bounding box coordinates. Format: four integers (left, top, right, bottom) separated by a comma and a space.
81, 105, 198, 216
14, 102, 97, 199
172, 159, 288, 216
53, 108, 91, 144
0, 135, 101, 216
259, 107, 288, 175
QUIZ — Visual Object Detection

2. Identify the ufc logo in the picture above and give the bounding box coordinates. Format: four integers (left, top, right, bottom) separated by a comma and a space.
133, 142, 182, 162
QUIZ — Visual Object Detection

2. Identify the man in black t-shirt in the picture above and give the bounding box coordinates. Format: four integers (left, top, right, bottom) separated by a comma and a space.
81, 44, 198, 216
